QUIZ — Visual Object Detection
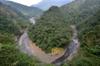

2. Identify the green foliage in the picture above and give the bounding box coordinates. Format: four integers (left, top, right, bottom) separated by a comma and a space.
0, 41, 38, 66
61, 0, 100, 66
0, 16, 20, 35
4, 1, 43, 18
29, 6, 72, 52
0, 2, 38, 66
0, 2, 31, 35
65, 48, 100, 66
61, 0, 100, 24
0, 0, 100, 66
0, 33, 54, 66
0, 33, 15, 44
0, 2, 54, 66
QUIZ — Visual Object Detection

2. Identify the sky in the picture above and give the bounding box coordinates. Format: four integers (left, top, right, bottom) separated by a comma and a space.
8, 0, 73, 6
9, 0, 43, 6
33, 0, 74, 10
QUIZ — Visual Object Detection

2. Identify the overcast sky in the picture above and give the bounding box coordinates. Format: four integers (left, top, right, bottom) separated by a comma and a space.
9, 0, 42, 6
8, 0, 73, 6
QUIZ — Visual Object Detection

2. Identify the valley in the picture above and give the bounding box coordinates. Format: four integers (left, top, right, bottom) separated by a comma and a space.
18, 25, 80, 66
0, 0, 100, 66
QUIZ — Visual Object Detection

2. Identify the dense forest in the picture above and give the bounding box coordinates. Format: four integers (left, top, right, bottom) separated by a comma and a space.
61, 1, 100, 65
0, 0, 100, 66
0, 2, 41, 66
0, 2, 54, 66
29, 6, 72, 52
29, 0, 100, 65
65, 9, 100, 66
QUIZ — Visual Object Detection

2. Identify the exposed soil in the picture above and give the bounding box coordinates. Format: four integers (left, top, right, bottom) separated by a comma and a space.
18, 25, 80, 65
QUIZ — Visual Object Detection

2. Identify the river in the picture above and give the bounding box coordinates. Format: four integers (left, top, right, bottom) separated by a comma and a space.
52, 25, 80, 66
18, 25, 80, 66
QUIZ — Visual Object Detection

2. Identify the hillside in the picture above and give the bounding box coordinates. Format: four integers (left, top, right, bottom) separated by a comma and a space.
0, 2, 21, 35
0, 2, 37, 66
0, 0, 43, 18
60, 0, 100, 66
29, 0, 100, 66
64, 8, 100, 66
61, 0, 100, 24
29, 6, 72, 52
0, 2, 54, 66
0, 0, 100, 66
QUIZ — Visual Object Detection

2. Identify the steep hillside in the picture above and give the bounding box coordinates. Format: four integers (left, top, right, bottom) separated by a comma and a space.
64, 8, 100, 66
0, 2, 36, 66
29, 0, 100, 65
60, 0, 100, 66
0, 1, 32, 34
0, 2, 54, 66
29, 6, 72, 52
0, 0, 100, 66
0, 2, 20, 35
61, 0, 100, 24
1, 0, 43, 18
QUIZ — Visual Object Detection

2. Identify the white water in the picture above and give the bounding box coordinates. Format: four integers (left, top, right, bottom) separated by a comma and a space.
29, 17, 36, 24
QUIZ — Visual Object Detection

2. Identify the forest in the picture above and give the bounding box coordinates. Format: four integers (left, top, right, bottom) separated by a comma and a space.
0, 0, 100, 66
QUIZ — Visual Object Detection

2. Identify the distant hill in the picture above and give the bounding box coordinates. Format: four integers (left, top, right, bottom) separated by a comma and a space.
32, 0, 74, 11
0, 2, 30, 35
0, 0, 43, 18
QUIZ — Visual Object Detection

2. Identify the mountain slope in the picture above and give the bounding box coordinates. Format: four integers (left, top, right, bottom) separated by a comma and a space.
32, 0, 74, 10
0, 2, 54, 66
0, 0, 43, 18
60, 0, 100, 65
65, 8, 100, 66
61, 0, 100, 24
0, 2, 39, 66
29, 0, 100, 65
29, 6, 72, 52
0, 2, 20, 35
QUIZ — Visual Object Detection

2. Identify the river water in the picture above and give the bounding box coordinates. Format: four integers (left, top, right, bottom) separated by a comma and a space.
18, 25, 80, 66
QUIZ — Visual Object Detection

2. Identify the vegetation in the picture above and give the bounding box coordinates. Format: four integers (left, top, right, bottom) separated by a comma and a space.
0, 0, 100, 66
0, 33, 54, 66
0, 2, 54, 66
61, 0, 100, 24
29, 0, 100, 65
61, 0, 100, 66
0, 36, 35, 66
0, 2, 30, 35
0, 0, 43, 18
29, 6, 72, 52
51, 47, 64, 55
